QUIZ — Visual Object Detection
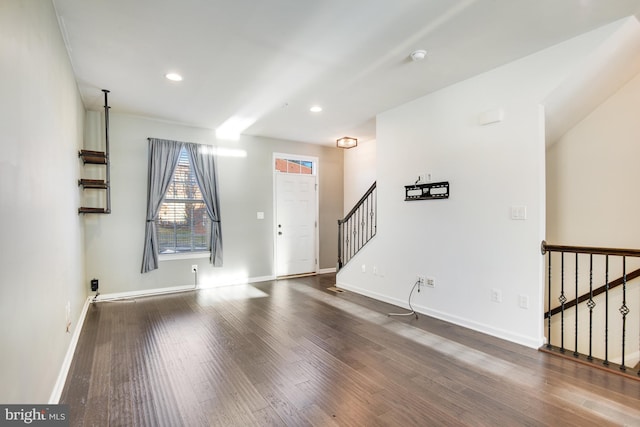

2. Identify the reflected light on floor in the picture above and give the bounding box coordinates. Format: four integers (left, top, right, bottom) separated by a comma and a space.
197, 284, 268, 306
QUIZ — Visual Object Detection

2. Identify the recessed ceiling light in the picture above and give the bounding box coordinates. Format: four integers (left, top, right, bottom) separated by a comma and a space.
165, 73, 183, 82
310, 105, 322, 113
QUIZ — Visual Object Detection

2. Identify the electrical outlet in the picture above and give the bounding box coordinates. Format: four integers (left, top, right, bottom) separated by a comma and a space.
425, 277, 435, 288
191, 264, 198, 273
361, 264, 366, 273
417, 275, 425, 286
491, 288, 502, 303
518, 294, 530, 309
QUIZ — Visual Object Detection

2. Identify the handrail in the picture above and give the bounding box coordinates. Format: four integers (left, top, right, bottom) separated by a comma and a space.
541, 240, 640, 258
339, 182, 377, 225
337, 182, 377, 270
544, 267, 640, 319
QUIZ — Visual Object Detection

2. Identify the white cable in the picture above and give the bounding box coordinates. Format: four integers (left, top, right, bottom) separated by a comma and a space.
388, 279, 420, 319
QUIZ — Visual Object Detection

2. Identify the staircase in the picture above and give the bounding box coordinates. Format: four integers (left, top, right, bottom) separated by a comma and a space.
337, 182, 376, 270
541, 241, 640, 379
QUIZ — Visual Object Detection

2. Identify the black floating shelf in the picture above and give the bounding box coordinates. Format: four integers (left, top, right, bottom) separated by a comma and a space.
79, 149, 107, 164
78, 179, 108, 189
78, 207, 110, 214
405, 181, 449, 201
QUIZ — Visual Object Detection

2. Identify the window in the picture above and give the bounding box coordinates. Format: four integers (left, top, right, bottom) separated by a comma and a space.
275, 158, 314, 174
157, 148, 211, 254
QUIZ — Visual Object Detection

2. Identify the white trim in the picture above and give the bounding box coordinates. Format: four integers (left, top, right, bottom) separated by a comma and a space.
159, 251, 210, 261
49, 296, 92, 404
95, 285, 196, 301
244, 274, 276, 284
337, 279, 544, 349
196, 275, 276, 289
610, 350, 640, 367
318, 267, 336, 274
95, 275, 280, 301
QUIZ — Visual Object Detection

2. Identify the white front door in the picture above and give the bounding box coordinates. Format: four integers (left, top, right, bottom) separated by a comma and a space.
275, 173, 317, 276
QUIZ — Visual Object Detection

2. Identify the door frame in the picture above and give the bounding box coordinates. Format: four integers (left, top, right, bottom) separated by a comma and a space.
272, 152, 319, 277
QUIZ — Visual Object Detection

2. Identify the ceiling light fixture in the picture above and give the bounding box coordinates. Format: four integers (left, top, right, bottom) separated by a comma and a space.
310, 105, 322, 113
410, 50, 427, 62
336, 136, 357, 149
165, 72, 183, 81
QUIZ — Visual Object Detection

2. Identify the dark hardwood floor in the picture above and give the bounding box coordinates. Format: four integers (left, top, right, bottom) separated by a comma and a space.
60, 273, 640, 426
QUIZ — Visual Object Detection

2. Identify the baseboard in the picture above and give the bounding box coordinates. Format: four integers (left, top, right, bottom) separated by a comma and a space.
95, 284, 196, 301
246, 275, 277, 284
197, 275, 277, 289
318, 267, 336, 274
95, 274, 283, 301
337, 281, 408, 308
49, 296, 91, 404
337, 280, 543, 349
412, 304, 543, 349
610, 350, 640, 367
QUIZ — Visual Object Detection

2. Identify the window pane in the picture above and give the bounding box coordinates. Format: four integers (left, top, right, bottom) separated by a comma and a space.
158, 148, 211, 254
275, 158, 287, 172
287, 160, 300, 173
300, 161, 312, 174
275, 158, 314, 175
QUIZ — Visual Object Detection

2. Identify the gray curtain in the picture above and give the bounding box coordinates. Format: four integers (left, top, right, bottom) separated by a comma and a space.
141, 138, 184, 273
186, 144, 223, 266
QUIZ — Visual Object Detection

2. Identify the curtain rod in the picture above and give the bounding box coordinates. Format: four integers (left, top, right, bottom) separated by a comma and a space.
148, 137, 210, 145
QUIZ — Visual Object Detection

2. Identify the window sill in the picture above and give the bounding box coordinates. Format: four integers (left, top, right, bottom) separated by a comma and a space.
159, 252, 210, 261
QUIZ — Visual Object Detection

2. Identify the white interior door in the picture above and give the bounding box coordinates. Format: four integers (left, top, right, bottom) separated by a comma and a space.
275, 173, 317, 276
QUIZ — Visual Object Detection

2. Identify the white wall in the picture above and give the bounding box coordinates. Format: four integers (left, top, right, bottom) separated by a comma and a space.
84, 113, 343, 296
337, 22, 623, 348
547, 70, 640, 247
0, 0, 86, 402
343, 139, 376, 213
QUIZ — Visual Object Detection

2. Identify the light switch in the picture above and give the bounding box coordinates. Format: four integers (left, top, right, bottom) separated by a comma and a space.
257, 211, 264, 220
510, 206, 527, 220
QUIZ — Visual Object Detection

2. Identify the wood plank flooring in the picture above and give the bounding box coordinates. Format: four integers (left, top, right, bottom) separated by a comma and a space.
60, 273, 640, 426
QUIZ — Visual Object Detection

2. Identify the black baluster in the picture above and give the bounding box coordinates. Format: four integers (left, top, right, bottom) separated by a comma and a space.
587, 254, 595, 361
547, 251, 552, 349
560, 252, 566, 352
356, 208, 360, 251
574, 253, 579, 357
604, 255, 609, 366
360, 205, 365, 249
346, 220, 350, 263
365, 197, 369, 241
620, 256, 628, 371
373, 186, 378, 234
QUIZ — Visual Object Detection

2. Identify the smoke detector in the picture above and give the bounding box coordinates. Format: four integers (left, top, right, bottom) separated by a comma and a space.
410, 50, 427, 62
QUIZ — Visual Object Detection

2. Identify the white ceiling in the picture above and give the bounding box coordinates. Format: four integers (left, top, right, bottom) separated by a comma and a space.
53, 0, 640, 146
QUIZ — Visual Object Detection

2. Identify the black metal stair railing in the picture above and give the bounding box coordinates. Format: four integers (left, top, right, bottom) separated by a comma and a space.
541, 241, 640, 378
337, 182, 376, 270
